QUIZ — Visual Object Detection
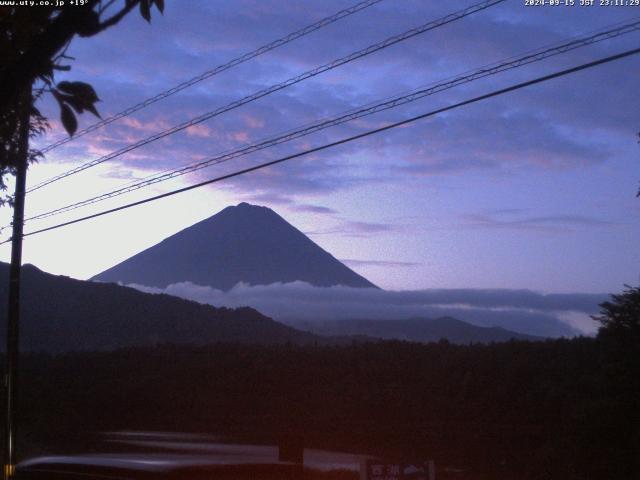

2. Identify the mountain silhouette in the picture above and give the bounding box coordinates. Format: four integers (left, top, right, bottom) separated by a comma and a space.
0, 262, 320, 352
92, 203, 377, 290
292, 317, 541, 344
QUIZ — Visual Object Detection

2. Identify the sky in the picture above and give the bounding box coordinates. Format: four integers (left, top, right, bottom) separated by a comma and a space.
1, 0, 639, 308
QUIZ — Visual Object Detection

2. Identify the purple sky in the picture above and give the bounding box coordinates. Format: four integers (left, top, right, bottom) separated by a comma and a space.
1, 0, 639, 296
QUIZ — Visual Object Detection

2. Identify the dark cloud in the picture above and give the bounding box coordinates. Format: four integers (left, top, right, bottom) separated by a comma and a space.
459, 211, 618, 233
305, 219, 397, 237
291, 204, 338, 215
33, 0, 638, 203
240, 193, 338, 214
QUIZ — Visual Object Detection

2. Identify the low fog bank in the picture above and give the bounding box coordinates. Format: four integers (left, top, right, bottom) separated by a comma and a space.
127, 281, 607, 337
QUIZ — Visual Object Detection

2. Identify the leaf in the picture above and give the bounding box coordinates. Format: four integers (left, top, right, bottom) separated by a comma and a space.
57, 81, 99, 103
76, 9, 101, 37
140, 0, 151, 22
85, 103, 102, 119
54, 82, 101, 119
62, 94, 85, 114
153, 0, 164, 13
51, 89, 63, 104
60, 103, 78, 137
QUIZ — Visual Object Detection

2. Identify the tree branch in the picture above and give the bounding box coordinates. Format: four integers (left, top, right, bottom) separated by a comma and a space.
97, 0, 138, 32
0, 1, 142, 108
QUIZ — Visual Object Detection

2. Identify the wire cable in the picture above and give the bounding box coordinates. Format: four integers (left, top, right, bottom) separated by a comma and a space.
26, 0, 506, 194
24, 18, 640, 222
38, 0, 385, 154
5, 46, 638, 244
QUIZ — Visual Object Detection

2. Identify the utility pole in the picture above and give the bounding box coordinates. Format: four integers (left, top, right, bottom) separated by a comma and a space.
4, 88, 30, 480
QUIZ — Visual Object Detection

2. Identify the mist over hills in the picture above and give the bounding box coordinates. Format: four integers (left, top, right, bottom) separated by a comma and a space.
93, 202, 377, 290
0, 261, 544, 351
132, 280, 586, 338
0, 262, 319, 352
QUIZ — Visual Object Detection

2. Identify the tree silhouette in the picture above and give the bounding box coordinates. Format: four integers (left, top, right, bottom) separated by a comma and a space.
1, 2, 165, 472
593, 285, 640, 340
592, 286, 640, 479
0, 0, 164, 202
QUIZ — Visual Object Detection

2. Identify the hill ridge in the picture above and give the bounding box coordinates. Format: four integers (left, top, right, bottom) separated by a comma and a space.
0, 262, 321, 352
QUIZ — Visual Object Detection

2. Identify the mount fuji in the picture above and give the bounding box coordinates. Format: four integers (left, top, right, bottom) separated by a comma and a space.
92, 202, 377, 290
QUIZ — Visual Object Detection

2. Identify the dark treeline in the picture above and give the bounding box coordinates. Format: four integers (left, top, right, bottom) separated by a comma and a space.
1, 335, 638, 480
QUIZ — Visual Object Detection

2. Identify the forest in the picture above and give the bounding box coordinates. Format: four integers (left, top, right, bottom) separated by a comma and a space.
0, 325, 637, 480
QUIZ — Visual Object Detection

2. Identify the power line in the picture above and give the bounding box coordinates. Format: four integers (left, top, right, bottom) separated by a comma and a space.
30, 0, 504, 192
24, 18, 640, 222
37, 0, 385, 154
26, 0, 506, 194
6, 46, 639, 244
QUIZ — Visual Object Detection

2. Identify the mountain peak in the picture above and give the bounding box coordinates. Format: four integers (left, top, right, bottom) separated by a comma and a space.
231, 201, 263, 211
92, 204, 378, 291
216, 202, 280, 220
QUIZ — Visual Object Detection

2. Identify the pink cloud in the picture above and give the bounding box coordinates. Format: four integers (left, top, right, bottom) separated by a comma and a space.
186, 124, 212, 138
242, 114, 266, 129
120, 116, 172, 133
232, 131, 250, 142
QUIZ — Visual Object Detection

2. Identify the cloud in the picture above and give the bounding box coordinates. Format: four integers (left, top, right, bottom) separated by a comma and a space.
241, 193, 338, 215
34, 0, 635, 207
185, 124, 213, 138
291, 204, 338, 215
119, 117, 172, 134
127, 281, 607, 338
24, 0, 639, 299
458, 211, 618, 233
243, 192, 293, 205
305, 219, 397, 237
